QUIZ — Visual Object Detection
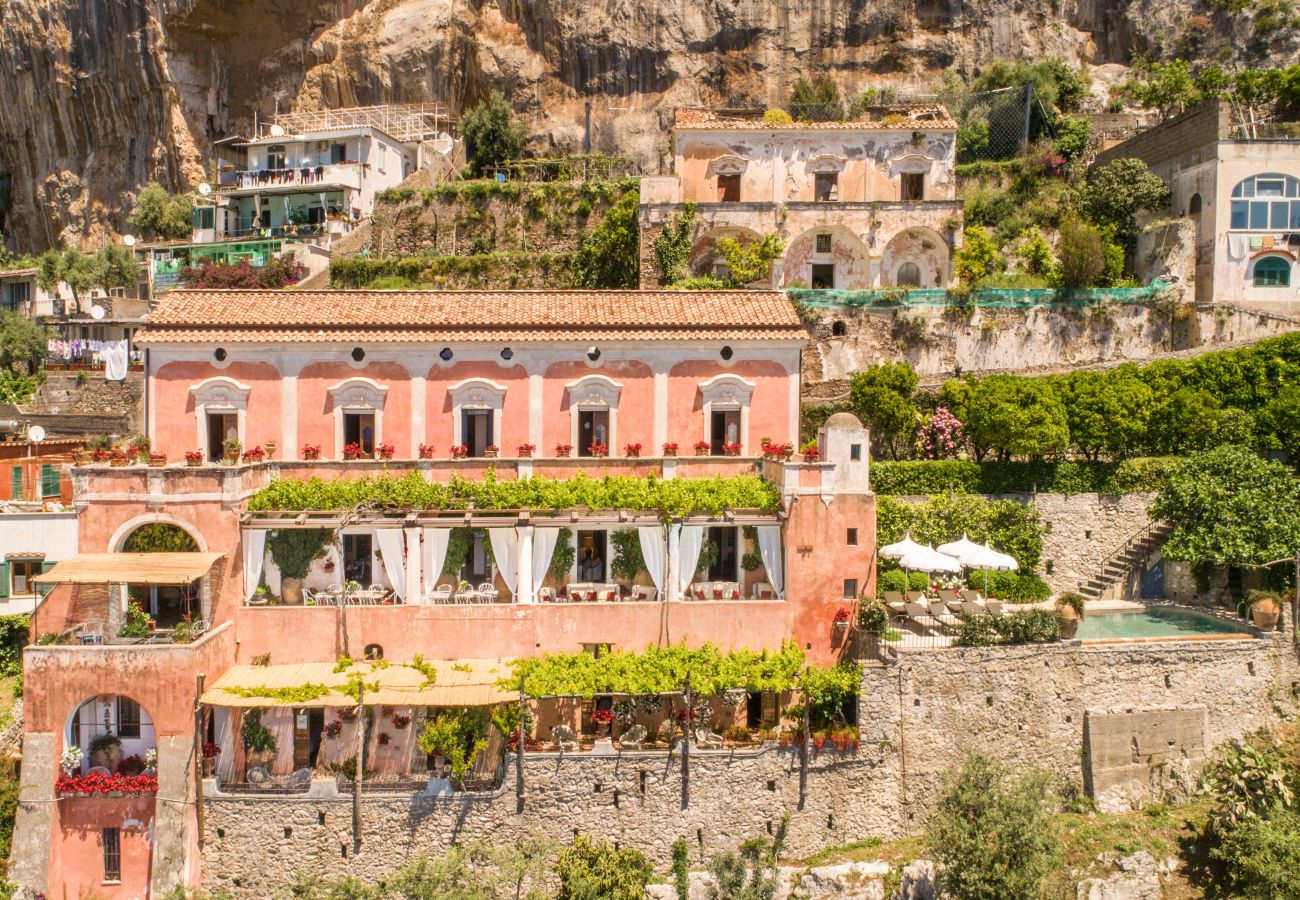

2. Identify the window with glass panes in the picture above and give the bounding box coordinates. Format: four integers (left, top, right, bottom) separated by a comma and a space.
1253, 256, 1292, 287
1230, 174, 1300, 231
40, 463, 59, 498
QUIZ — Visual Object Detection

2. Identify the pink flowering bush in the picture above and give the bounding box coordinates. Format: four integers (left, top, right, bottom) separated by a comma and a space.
917, 407, 965, 459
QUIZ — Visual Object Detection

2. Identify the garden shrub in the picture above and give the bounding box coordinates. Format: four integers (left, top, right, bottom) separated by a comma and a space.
877, 494, 1044, 571
966, 570, 1052, 603
928, 752, 1059, 898
1208, 807, 1300, 899
556, 835, 652, 900
870, 458, 1172, 496
953, 609, 1058, 645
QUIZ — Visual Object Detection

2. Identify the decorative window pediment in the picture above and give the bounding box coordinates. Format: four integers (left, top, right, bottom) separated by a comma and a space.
448, 377, 507, 410
328, 377, 388, 411
189, 376, 251, 411
565, 374, 622, 409
699, 373, 756, 410
708, 155, 749, 177
808, 154, 847, 174
890, 153, 933, 175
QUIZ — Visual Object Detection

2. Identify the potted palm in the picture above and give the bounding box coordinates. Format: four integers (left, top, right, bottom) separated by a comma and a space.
1247, 589, 1282, 630
1055, 591, 1086, 639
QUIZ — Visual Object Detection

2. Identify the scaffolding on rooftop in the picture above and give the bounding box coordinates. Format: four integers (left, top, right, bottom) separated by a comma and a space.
265, 103, 456, 143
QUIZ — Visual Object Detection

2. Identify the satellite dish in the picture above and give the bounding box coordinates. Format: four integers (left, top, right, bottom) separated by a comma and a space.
90, 305, 106, 321
122, 234, 136, 247
269, 124, 286, 137
27, 425, 45, 443
432, 133, 454, 155
198, 183, 212, 197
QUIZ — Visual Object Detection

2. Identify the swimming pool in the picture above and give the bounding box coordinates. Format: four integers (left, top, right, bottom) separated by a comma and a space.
1075, 606, 1255, 641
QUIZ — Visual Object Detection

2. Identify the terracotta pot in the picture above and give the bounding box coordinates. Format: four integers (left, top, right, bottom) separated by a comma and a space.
90, 741, 124, 772
263, 442, 277, 460
281, 577, 304, 606
110, 457, 128, 467
1057, 604, 1080, 639
148, 454, 166, 467
1252, 597, 1281, 630
186, 458, 202, 467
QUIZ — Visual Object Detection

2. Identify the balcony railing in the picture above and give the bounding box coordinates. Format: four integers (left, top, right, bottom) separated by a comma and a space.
1229, 122, 1300, 142
218, 162, 364, 192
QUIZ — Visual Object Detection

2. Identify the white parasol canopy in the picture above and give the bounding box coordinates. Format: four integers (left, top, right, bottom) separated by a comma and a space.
898, 544, 963, 574
879, 532, 925, 560
936, 534, 986, 567
971, 543, 1019, 571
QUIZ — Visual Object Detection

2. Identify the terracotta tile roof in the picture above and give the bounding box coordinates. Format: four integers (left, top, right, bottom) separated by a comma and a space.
136, 289, 808, 344
674, 105, 956, 130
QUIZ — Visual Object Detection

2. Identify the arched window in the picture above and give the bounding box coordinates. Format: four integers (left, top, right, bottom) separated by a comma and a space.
1188, 193, 1202, 216
831, 320, 847, 337
896, 262, 922, 286
1253, 256, 1292, 287
1230, 174, 1300, 231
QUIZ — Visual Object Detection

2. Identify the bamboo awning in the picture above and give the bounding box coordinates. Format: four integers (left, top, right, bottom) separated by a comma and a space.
201, 658, 516, 708
33, 552, 224, 586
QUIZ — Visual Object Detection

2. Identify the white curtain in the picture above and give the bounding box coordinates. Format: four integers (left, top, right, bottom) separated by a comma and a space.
638, 526, 667, 595
676, 525, 705, 596
488, 528, 520, 597
242, 530, 267, 603
756, 525, 785, 599
213, 707, 236, 782
375, 529, 407, 600
421, 529, 451, 598
532, 527, 560, 598
102, 340, 129, 382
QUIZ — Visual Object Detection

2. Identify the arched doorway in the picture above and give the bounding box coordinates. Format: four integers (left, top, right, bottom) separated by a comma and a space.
687, 226, 763, 283
781, 225, 872, 289
120, 522, 201, 628
66, 694, 156, 775
881, 227, 950, 288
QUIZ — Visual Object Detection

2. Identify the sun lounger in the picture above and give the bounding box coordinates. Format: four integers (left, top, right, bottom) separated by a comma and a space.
985, 600, 1005, 615
961, 600, 989, 617
937, 589, 962, 611
961, 589, 984, 606
927, 600, 962, 628
904, 601, 943, 635
905, 590, 929, 604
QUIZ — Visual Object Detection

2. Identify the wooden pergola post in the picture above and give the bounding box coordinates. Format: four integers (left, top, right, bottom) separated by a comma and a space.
193, 675, 205, 847
352, 680, 364, 852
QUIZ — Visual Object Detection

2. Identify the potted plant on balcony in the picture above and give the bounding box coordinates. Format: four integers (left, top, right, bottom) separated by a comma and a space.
222, 436, 243, 464
591, 707, 614, 738
418, 443, 436, 459
555, 443, 572, 457
450, 444, 468, 459
343, 442, 363, 461
588, 442, 608, 458
241, 445, 266, 464
800, 441, 820, 462
60, 745, 84, 776
721, 442, 742, 457
302, 444, 322, 461
201, 741, 221, 777
377, 442, 395, 461
183, 450, 203, 467
240, 708, 277, 773
516, 443, 535, 458
1055, 591, 1086, 639
268, 528, 330, 605
484, 444, 499, 458
1247, 589, 1282, 630
662, 442, 678, 457
109, 447, 128, 467
88, 733, 124, 772
624, 442, 642, 458
148, 451, 167, 467
694, 440, 711, 457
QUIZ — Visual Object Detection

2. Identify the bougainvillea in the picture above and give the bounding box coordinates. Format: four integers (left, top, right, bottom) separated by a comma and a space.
55, 771, 159, 795
917, 406, 965, 460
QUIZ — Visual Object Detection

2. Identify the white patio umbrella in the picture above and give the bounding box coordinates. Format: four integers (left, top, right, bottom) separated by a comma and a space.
879, 532, 925, 559
969, 542, 1019, 598
936, 534, 986, 567
898, 544, 963, 575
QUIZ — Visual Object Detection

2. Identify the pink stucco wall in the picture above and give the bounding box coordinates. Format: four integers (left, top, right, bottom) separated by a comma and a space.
429, 360, 529, 452
153, 360, 283, 459
542, 360, 654, 452
667, 359, 790, 449
48, 796, 155, 900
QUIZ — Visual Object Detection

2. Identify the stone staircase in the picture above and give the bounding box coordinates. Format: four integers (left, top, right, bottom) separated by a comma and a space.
1078, 521, 1171, 601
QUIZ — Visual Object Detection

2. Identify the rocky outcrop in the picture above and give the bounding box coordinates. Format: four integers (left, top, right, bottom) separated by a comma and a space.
2, 0, 1298, 251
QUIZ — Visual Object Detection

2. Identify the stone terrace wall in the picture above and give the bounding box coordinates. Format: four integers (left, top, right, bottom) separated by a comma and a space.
201, 748, 895, 895
860, 637, 1299, 823
201, 637, 1297, 896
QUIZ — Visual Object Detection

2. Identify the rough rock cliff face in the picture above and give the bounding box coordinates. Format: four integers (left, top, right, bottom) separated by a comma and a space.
0, 0, 1295, 251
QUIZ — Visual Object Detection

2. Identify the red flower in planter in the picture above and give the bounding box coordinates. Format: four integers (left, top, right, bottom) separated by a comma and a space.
588, 442, 608, 457
624, 442, 642, 457
302, 444, 322, 460
202, 742, 222, 759
376, 442, 395, 460
591, 708, 615, 726
450, 444, 468, 459
55, 771, 159, 795
555, 443, 573, 457
834, 607, 851, 624
418, 443, 436, 459
343, 442, 364, 460
517, 443, 536, 457
662, 442, 678, 455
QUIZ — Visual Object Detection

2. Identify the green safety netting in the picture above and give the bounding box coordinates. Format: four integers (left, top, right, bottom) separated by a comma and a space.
787, 281, 1171, 309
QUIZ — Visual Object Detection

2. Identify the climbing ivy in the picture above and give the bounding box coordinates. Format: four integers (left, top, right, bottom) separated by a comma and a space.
248, 472, 781, 519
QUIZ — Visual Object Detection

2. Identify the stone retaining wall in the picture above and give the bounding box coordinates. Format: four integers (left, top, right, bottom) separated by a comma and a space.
200, 637, 1298, 896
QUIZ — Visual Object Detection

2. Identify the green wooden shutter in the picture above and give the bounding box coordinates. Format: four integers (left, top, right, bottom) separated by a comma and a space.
9, 467, 20, 501
40, 464, 58, 498
0, 563, 11, 599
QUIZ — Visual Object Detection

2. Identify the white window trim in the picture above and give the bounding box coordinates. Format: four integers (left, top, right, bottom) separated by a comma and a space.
708, 155, 748, 177
190, 376, 251, 458
329, 377, 388, 456
566, 374, 622, 454
699, 373, 757, 454
890, 153, 933, 176
448, 378, 507, 448
808, 154, 847, 174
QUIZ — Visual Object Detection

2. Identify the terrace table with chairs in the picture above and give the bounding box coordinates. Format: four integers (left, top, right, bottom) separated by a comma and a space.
687, 581, 743, 601
306, 582, 394, 606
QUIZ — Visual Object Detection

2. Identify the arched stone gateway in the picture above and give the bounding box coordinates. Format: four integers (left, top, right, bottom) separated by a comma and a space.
111, 518, 205, 628
881, 227, 950, 288
782, 225, 871, 289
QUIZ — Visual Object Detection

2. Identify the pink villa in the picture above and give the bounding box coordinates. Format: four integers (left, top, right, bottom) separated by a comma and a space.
11, 289, 878, 897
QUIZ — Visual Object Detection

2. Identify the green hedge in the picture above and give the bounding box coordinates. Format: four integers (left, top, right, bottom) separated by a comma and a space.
876, 569, 933, 597
871, 457, 1174, 495
966, 570, 1053, 603
330, 252, 575, 289
954, 609, 1059, 646
877, 494, 1044, 571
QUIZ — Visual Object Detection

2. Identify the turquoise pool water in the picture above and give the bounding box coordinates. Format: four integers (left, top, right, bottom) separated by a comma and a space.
1076, 607, 1254, 641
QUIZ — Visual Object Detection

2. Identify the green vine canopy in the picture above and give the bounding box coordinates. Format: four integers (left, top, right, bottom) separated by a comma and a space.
247, 471, 781, 519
